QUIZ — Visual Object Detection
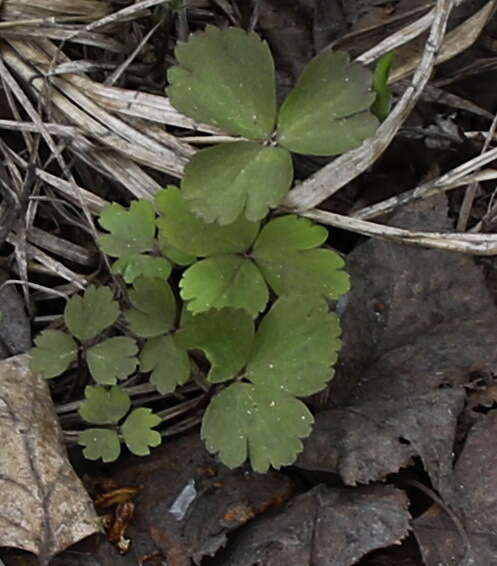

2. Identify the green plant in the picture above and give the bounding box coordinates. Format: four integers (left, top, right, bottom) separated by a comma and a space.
31, 26, 381, 472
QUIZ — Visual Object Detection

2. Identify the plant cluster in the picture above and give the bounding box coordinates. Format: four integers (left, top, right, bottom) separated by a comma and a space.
31, 26, 384, 472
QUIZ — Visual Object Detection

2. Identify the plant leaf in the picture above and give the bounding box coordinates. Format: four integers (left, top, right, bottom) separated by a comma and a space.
79, 429, 121, 463
247, 295, 342, 397
167, 26, 277, 139
201, 383, 313, 472
276, 49, 379, 155
176, 309, 254, 383
79, 385, 131, 425
112, 255, 172, 284
121, 408, 162, 456
180, 255, 268, 317
140, 335, 191, 394
181, 142, 293, 225
253, 215, 350, 300
125, 277, 177, 337
158, 232, 196, 266
371, 51, 395, 121
155, 186, 259, 256
98, 200, 156, 258
64, 286, 119, 342
86, 337, 138, 385
30, 330, 78, 379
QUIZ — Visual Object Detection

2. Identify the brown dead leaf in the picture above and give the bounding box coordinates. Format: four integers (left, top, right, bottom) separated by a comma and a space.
0, 354, 100, 565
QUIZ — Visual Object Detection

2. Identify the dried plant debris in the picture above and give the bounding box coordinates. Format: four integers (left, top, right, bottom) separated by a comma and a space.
0, 354, 100, 564
297, 196, 497, 492
219, 484, 410, 566
0, 269, 31, 358
414, 410, 497, 566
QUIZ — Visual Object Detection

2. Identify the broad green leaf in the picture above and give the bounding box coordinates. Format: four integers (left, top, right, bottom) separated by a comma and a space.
253, 216, 350, 300
155, 186, 259, 256
112, 255, 172, 284
181, 142, 293, 225
167, 26, 276, 139
121, 408, 162, 456
140, 335, 191, 394
158, 232, 196, 266
86, 337, 138, 385
247, 295, 342, 397
98, 200, 156, 257
79, 385, 131, 425
201, 383, 313, 472
371, 51, 395, 121
276, 49, 379, 155
79, 429, 121, 463
176, 309, 254, 383
180, 255, 268, 317
125, 277, 177, 338
64, 286, 119, 342
30, 330, 78, 379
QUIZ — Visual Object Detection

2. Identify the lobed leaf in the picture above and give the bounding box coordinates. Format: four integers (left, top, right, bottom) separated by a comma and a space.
121, 408, 162, 456
140, 335, 191, 394
98, 200, 156, 258
180, 255, 268, 317
158, 232, 196, 266
79, 429, 121, 463
167, 26, 277, 139
277, 49, 379, 156
79, 385, 131, 425
64, 286, 119, 342
30, 330, 78, 379
181, 141, 293, 225
201, 382, 313, 473
176, 309, 254, 383
112, 255, 172, 284
155, 186, 258, 256
86, 337, 138, 385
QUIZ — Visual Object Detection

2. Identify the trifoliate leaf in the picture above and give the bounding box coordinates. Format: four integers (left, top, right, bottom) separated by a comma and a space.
247, 295, 342, 397
201, 383, 313, 472
125, 277, 177, 338
30, 330, 78, 379
167, 26, 277, 139
176, 309, 254, 383
64, 286, 119, 342
253, 216, 350, 300
181, 142, 293, 225
180, 255, 268, 316
276, 49, 379, 155
98, 200, 156, 257
79, 429, 121, 463
79, 385, 131, 425
121, 408, 161, 456
155, 186, 259, 256
158, 232, 196, 266
112, 255, 172, 284
371, 51, 395, 121
140, 335, 190, 394
86, 337, 138, 385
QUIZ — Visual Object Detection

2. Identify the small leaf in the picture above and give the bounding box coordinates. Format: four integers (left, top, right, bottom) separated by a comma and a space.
277, 49, 379, 155
155, 186, 259, 256
112, 255, 172, 284
167, 26, 277, 139
140, 335, 191, 394
253, 216, 350, 300
181, 142, 293, 225
176, 309, 254, 383
86, 337, 138, 385
64, 286, 119, 342
98, 200, 156, 258
79, 429, 121, 463
30, 330, 78, 379
125, 277, 177, 338
121, 408, 162, 456
180, 255, 268, 316
371, 52, 395, 121
201, 383, 313, 472
79, 385, 131, 425
247, 295, 342, 397
159, 233, 196, 266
